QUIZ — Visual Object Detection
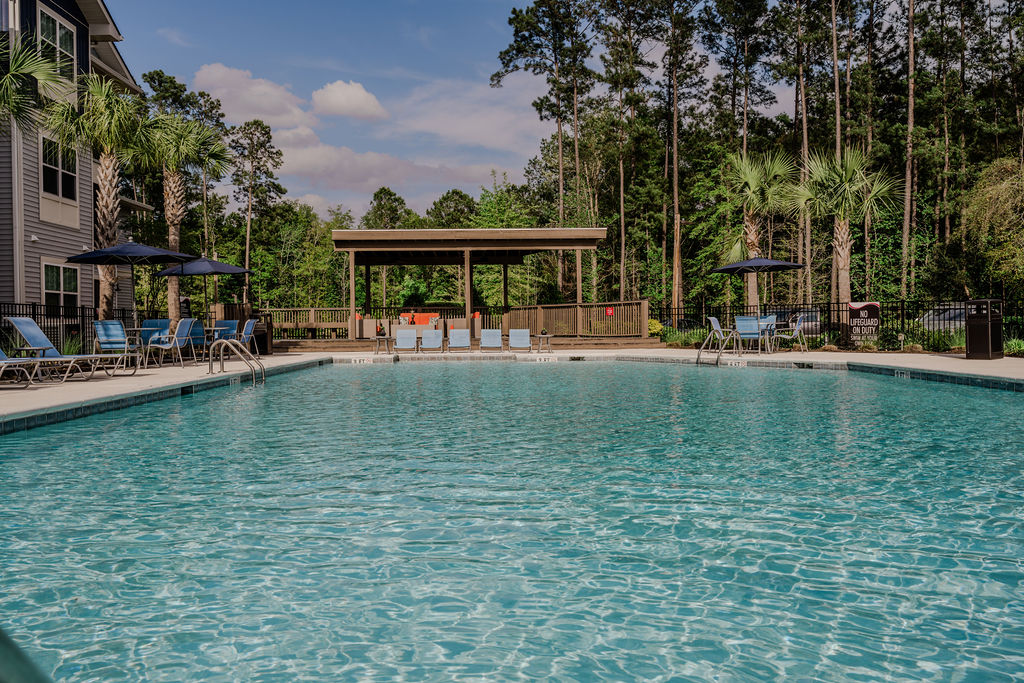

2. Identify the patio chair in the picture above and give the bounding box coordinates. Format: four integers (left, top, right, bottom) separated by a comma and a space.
0, 347, 40, 388
187, 319, 209, 363
145, 318, 194, 368
696, 316, 739, 364
212, 320, 238, 341
140, 319, 170, 346
394, 328, 418, 353
446, 329, 471, 352
221, 319, 259, 357
420, 329, 443, 353
479, 328, 503, 352
772, 314, 809, 352
759, 315, 777, 353
734, 316, 765, 355
92, 320, 141, 374
5, 316, 107, 381
508, 328, 532, 352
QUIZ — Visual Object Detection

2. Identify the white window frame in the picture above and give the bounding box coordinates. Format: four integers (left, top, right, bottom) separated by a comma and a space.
38, 133, 79, 228
37, 5, 76, 85
41, 260, 79, 311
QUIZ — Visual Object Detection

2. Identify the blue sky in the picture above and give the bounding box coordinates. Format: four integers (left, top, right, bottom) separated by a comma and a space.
105, 0, 549, 218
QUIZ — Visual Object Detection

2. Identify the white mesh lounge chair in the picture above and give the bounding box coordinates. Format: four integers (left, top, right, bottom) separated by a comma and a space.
446, 329, 471, 352
697, 316, 739, 365
420, 329, 443, 353
772, 314, 809, 352
394, 328, 418, 353
479, 329, 503, 352
508, 329, 532, 352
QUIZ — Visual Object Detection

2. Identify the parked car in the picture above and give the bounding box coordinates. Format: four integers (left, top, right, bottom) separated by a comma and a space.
660, 316, 701, 331
917, 305, 966, 331
766, 307, 824, 336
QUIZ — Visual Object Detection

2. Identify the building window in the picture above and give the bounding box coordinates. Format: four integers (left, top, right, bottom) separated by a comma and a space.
39, 8, 75, 81
42, 136, 76, 201
43, 263, 78, 312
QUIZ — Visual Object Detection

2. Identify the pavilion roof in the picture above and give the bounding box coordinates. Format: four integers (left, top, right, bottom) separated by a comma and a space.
331, 228, 605, 266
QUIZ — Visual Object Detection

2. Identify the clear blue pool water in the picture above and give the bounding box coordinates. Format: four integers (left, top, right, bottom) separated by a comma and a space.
1, 362, 1023, 681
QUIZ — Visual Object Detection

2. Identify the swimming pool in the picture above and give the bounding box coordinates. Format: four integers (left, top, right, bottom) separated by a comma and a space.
1, 362, 1022, 681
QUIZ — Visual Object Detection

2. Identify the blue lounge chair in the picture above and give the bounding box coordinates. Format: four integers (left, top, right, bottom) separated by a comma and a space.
772, 314, 809, 352
394, 328, 418, 353
92, 320, 141, 374
420, 329, 443, 353
145, 318, 194, 367
5, 316, 107, 381
697, 316, 739, 364
479, 328, 503, 352
508, 328, 532, 352
140, 319, 170, 345
221, 319, 259, 357
446, 329, 471, 352
0, 347, 40, 387
759, 315, 777, 352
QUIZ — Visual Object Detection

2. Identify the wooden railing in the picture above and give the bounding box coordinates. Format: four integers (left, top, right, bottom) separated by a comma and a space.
263, 301, 649, 339
508, 301, 648, 337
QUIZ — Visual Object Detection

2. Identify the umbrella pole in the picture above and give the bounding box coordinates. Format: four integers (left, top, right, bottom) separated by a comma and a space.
131, 264, 138, 327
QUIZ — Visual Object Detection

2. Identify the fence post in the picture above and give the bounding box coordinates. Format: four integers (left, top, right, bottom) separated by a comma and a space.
536, 306, 544, 335
640, 300, 649, 337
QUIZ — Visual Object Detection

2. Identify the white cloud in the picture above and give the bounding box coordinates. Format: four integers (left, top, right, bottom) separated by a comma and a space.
387, 72, 549, 155
193, 63, 317, 129
293, 193, 334, 218
276, 126, 499, 194
311, 80, 389, 120
156, 27, 192, 47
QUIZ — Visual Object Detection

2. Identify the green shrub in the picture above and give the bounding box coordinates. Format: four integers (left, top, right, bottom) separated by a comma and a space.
1005, 338, 1024, 357
648, 319, 664, 336
60, 334, 83, 356
661, 327, 708, 347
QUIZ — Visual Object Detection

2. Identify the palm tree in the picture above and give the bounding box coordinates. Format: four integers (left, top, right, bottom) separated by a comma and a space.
46, 75, 152, 320
798, 147, 899, 303
152, 116, 226, 325
725, 151, 798, 307
0, 36, 63, 129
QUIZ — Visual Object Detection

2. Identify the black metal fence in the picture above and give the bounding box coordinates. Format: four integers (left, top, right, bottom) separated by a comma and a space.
0, 303, 136, 355
652, 299, 1024, 352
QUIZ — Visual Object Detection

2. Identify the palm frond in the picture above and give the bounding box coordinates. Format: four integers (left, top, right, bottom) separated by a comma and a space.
0, 36, 64, 131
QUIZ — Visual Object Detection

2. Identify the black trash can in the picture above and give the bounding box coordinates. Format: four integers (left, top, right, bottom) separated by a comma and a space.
966, 299, 1003, 359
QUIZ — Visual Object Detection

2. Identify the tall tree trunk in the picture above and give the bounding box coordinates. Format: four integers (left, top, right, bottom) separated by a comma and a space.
901, 0, 916, 298
618, 92, 626, 300
941, 6, 951, 244
830, 0, 842, 158
798, 0, 812, 304
671, 47, 682, 311
243, 167, 253, 305
865, 0, 876, 297
844, 0, 854, 148
661, 137, 668, 301
573, 80, 582, 304
744, 211, 759, 307
742, 38, 750, 156
555, 59, 565, 295
835, 218, 852, 302
958, 0, 968, 237
165, 167, 185, 325
94, 149, 120, 320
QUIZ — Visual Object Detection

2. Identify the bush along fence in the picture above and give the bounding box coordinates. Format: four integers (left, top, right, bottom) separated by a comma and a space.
652, 300, 1024, 353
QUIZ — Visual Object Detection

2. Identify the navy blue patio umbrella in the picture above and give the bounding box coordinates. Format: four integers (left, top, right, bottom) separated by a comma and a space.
712, 257, 805, 319
67, 238, 197, 322
156, 258, 251, 322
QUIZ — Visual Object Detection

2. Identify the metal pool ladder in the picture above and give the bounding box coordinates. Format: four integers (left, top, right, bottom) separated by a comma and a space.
207, 338, 266, 385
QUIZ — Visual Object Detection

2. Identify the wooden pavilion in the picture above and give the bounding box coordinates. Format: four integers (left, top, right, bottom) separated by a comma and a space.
331, 228, 605, 339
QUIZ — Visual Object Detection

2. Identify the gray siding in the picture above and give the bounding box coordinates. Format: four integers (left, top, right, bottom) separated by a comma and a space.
0, 130, 13, 301
21, 130, 95, 306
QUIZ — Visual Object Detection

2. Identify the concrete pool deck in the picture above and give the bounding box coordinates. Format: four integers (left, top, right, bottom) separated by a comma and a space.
2, 349, 1023, 435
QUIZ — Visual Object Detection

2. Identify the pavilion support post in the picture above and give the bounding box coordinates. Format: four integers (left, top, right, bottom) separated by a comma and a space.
464, 249, 473, 336
363, 264, 370, 312
576, 250, 582, 304
348, 250, 356, 340
502, 264, 509, 309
